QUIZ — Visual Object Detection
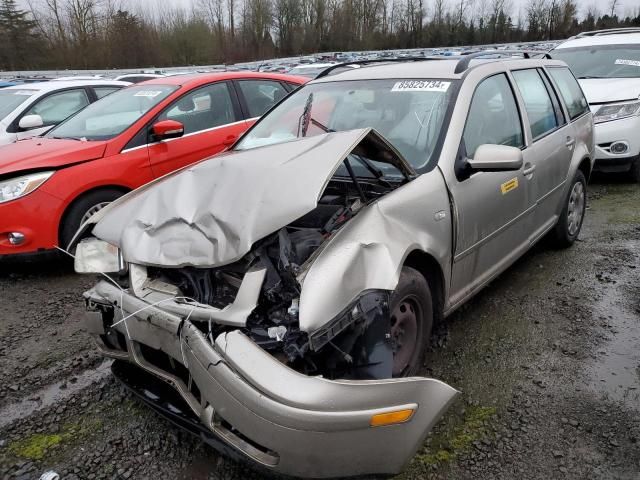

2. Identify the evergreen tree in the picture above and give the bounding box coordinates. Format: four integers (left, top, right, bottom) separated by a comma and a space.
0, 0, 40, 70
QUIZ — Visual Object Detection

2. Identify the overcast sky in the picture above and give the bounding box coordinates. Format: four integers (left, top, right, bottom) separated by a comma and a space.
20, 0, 640, 20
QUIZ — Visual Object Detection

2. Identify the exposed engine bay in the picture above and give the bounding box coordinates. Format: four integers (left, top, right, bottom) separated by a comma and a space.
143, 173, 403, 379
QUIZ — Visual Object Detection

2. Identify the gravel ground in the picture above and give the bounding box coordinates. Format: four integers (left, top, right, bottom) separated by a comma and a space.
0, 178, 638, 480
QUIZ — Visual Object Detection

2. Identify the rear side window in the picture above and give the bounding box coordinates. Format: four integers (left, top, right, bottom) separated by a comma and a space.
463, 73, 524, 158
547, 67, 589, 120
512, 69, 559, 139
94, 87, 120, 99
237, 80, 289, 118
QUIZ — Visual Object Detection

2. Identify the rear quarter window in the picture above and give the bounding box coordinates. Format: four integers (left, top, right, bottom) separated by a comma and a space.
547, 67, 589, 120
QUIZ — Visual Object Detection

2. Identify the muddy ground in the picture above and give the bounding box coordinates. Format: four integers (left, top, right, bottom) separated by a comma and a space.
0, 177, 638, 480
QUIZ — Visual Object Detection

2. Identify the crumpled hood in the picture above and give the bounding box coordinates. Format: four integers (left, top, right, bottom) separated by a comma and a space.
93, 128, 408, 268
579, 78, 640, 105
0, 137, 107, 176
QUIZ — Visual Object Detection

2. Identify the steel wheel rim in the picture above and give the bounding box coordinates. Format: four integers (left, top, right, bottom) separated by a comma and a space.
567, 181, 585, 236
81, 202, 110, 224
391, 295, 420, 376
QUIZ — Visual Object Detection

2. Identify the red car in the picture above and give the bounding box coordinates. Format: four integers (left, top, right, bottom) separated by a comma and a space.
0, 72, 306, 258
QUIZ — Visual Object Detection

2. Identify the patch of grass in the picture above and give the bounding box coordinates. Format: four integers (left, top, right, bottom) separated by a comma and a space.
7, 418, 103, 461
414, 405, 496, 468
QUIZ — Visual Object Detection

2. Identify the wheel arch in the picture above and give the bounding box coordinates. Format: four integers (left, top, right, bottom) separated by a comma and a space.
577, 155, 592, 182
58, 184, 131, 246
403, 250, 446, 323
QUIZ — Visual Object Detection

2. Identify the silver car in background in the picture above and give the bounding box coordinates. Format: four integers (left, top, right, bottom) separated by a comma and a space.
74, 52, 593, 478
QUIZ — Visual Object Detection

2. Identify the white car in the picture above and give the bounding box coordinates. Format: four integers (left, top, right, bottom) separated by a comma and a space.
0, 80, 129, 146
552, 28, 640, 181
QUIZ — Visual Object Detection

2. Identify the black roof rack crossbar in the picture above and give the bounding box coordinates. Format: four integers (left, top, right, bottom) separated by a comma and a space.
454, 50, 552, 74
315, 57, 436, 79
575, 27, 640, 38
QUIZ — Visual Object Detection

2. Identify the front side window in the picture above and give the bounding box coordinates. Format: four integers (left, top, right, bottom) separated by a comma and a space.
547, 67, 589, 120
235, 78, 455, 171
24, 89, 90, 127
0, 89, 35, 120
463, 74, 524, 158
47, 84, 177, 141
551, 44, 640, 79
158, 82, 235, 135
512, 69, 559, 139
237, 79, 289, 117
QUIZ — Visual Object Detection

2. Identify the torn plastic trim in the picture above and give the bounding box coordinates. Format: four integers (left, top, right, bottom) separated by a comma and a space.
129, 263, 266, 327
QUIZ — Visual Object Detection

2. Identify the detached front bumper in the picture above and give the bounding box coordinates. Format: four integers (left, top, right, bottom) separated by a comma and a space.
84, 280, 459, 478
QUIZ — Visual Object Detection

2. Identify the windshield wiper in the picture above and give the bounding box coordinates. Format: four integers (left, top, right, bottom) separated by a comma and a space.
576, 75, 608, 79
351, 154, 393, 188
51, 136, 83, 141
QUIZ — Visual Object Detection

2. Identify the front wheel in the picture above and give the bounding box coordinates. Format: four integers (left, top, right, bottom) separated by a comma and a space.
59, 189, 124, 251
630, 158, 640, 183
389, 267, 433, 377
549, 170, 587, 249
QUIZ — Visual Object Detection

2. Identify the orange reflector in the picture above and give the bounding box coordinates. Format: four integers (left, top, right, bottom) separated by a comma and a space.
370, 409, 415, 427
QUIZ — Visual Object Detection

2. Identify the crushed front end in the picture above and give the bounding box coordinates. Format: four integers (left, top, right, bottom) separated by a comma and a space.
77, 129, 459, 478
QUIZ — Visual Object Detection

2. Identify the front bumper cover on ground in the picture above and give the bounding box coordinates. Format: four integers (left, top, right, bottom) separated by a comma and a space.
84, 280, 459, 478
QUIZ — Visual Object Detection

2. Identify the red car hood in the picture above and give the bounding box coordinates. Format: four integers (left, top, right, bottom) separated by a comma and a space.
0, 138, 108, 176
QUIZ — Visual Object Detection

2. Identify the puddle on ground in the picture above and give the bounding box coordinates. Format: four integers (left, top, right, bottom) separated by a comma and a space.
585, 241, 640, 410
0, 360, 112, 430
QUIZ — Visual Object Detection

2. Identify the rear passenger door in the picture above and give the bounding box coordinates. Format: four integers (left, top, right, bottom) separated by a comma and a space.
234, 79, 290, 122
449, 73, 533, 306
510, 68, 574, 238
147, 81, 245, 178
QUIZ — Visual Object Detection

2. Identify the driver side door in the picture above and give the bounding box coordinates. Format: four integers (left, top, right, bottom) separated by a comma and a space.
448, 73, 535, 307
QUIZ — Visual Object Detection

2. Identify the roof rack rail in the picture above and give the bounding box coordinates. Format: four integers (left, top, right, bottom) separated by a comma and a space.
575, 27, 640, 38
315, 57, 434, 79
453, 49, 551, 74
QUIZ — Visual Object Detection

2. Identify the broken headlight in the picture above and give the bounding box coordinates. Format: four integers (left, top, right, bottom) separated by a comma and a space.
308, 290, 390, 352
74, 238, 126, 274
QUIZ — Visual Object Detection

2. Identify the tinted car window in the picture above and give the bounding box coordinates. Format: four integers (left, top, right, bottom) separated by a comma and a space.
24, 89, 89, 127
463, 74, 524, 158
158, 82, 235, 135
94, 87, 120, 99
547, 67, 589, 120
512, 69, 558, 139
237, 80, 289, 117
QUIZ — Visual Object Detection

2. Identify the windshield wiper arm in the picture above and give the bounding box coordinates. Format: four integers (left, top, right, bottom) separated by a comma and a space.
351, 154, 393, 188
310, 117, 335, 133
577, 75, 607, 79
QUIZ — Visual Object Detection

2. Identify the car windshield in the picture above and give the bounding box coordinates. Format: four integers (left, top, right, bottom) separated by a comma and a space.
235, 79, 455, 171
47, 85, 177, 141
552, 44, 640, 78
0, 89, 36, 119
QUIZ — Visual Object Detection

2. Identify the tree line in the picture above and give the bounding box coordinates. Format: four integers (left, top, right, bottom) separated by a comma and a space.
1, 0, 640, 71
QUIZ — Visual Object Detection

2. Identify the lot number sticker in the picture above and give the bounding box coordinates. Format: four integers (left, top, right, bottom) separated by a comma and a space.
391, 80, 450, 92
134, 90, 163, 97
615, 59, 640, 67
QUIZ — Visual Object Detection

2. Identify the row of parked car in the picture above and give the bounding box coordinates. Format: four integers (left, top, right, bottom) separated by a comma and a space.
1, 27, 639, 479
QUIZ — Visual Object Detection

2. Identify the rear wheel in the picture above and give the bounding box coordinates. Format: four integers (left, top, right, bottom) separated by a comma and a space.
60, 189, 124, 251
549, 170, 586, 249
389, 267, 433, 377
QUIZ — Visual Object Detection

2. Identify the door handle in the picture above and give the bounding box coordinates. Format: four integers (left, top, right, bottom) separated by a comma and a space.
523, 164, 536, 176
565, 136, 575, 148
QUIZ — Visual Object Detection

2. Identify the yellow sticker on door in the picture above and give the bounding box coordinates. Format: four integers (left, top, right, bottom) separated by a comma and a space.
501, 178, 519, 195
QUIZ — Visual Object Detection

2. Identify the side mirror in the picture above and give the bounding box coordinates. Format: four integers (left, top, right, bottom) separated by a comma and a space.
467, 144, 523, 172
151, 119, 184, 141
19, 114, 44, 130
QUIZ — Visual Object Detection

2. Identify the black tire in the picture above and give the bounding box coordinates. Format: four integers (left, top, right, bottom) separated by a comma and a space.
389, 267, 433, 377
549, 170, 587, 249
59, 189, 124, 250
630, 159, 640, 183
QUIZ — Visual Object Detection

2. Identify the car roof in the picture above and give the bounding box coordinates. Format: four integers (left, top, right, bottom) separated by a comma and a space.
138, 71, 307, 87
310, 58, 567, 83
2, 79, 129, 93
555, 32, 640, 49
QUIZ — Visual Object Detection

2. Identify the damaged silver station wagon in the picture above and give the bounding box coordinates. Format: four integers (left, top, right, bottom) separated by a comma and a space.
73, 52, 594, 478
